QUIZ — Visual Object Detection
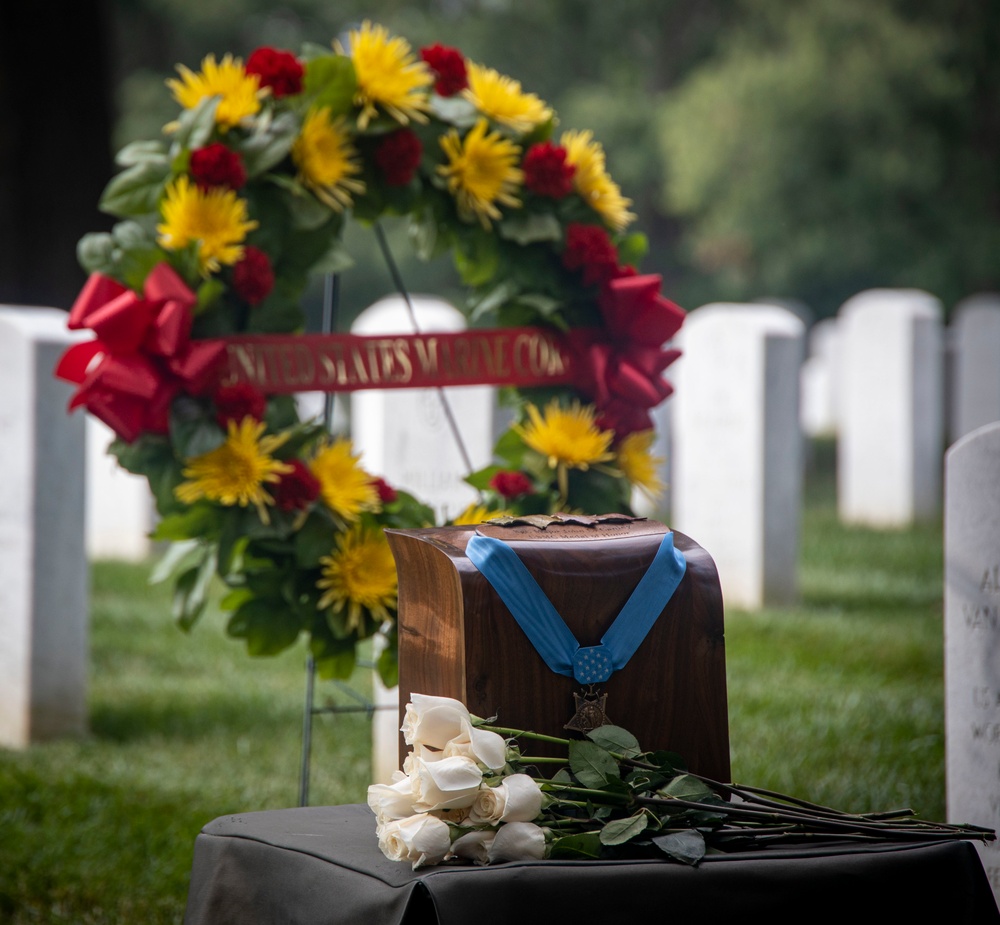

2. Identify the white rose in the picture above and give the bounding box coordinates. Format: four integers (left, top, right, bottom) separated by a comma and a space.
402, 743, 445, 776
401, 693, 471, 750
412, 755, 484, 812
367, 775, 419, 825
448, 829, 496, 865
442, 719, 508, 771
377, 813, 452, 869
467, 774, 544, 825
488, 822, 547, 863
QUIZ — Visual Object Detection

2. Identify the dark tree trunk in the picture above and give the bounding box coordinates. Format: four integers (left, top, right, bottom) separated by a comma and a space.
0, 0, 115, 310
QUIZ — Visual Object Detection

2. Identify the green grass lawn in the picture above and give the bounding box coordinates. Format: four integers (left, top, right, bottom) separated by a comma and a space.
0, 442, 947, 923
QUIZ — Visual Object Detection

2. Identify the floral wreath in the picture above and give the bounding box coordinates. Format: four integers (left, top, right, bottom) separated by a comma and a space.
55, 23, 685, 685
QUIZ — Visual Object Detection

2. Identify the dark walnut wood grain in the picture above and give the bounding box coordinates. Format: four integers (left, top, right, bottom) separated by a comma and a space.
386, 520, 730, 781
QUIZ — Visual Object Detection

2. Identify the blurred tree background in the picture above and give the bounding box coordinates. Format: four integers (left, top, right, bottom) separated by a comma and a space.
2, 0, 996, 318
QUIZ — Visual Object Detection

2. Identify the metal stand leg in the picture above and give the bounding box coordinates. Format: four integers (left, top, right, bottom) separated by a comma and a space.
299, 654, 316, 807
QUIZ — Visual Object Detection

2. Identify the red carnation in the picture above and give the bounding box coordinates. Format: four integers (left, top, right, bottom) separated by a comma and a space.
523, 142, 575, 198
489, 470, 534, 499
272, 459, 321, 511
232, 246, 274, 305
562, 223, 620, 287
420, 43, 468, 96
213, 382, 267, 427
189, 142, 247, 191
246, 47, 304, 98
371, 476, 398, 504
374, 130, 423, 187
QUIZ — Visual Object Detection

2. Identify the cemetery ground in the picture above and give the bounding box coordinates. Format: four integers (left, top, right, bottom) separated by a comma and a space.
0, 441, 946, 925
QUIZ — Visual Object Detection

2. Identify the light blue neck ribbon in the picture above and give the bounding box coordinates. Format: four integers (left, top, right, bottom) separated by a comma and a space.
466, 532, 687, 685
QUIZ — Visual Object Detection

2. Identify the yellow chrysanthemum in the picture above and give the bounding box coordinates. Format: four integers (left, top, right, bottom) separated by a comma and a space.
560, 129, 636, 232
175, 417, 292, 522
516, 400, 615, 471
451, 503, 510, 526
463, 63, 552, 134
167, 54, 261, 129
516, 400, 614, 499
438, 118, 523, 229
157, 175, 258, 274
317, 526, 398, 632
340, 21, 433, 129
291, 107, 366, 211
616, 430, 665, 499
309, 437, 379, 524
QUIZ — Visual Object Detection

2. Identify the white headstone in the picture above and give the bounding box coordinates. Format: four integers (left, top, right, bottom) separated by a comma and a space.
350, 295, 496, 784
800, 317, 840, 438
950, 295, 1000, 443
671, 303, 805, 609
0, 307, 89, 747
86, 417, 155, 560
837, 289, 943, 527
945, 422, 1000, 902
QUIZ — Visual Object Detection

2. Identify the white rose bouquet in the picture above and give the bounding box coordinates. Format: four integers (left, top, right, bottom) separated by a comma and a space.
370, 693, 995, 870
368, 694, 545, 868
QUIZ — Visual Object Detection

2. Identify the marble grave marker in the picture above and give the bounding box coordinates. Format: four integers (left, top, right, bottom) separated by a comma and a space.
945, 422, 1000, 902
0, 307, 89, 747
671, 303, 805, 609
837, 289, 943, 527
949, 295, 1000, 444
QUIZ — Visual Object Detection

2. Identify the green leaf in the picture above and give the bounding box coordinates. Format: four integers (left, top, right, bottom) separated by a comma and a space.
653, 830, 706, 866
499, 212, 563, 245
453, 229, 500, 286
464, 464, 505, 491
312, 638, 358, 680
100, 160, 170, 218
170, 398, 225, 458
195, 278, 225, 315
294, 512, 337, 568
660, 773, 716, 803
647, 750, 686, 774
599, 812, 648, 846
169, 95, 219, 152
265, 395, 306, 433
548, 833, 602, 860
240, 110, 298, 177
492, 426, 527, 467
309, 240, 355, 274
467, 279, 519, 322
149, 539, 202, 584
376, 641, 399, 689
172, 545, 217, 630
77, 233, 116, 275
227, 598, 302, 656
586, 724, 642, 758
115, 139, 169, 167
218, 586, 254, 612
616, 231, 648, 268
568, 739, 620, 789
429, 94, 479, 128
151, 504, 218, 541
280, 182, 336, 231
303, 55, 357, 116
565, 467, 631, 518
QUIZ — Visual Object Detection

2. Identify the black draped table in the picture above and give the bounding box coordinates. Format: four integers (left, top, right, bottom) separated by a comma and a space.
184, 804, 999, 925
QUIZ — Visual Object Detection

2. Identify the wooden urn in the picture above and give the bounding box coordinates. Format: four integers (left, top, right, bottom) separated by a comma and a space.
386, 517, 730, 781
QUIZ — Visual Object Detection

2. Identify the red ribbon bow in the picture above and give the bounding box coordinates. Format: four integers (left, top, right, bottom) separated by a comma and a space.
54, 264, 226, 442
570, 274, 685, 435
